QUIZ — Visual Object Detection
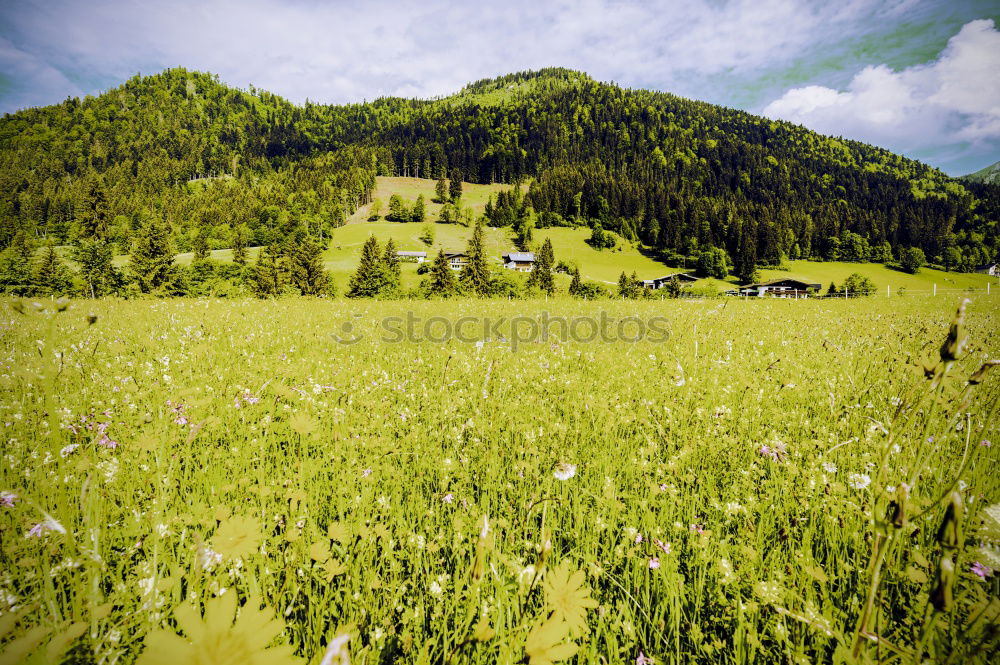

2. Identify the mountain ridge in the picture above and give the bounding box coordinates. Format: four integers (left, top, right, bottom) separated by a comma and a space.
1, 66, 997, 275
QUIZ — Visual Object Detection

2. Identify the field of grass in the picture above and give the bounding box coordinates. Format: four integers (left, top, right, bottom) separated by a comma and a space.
2, 295, 999, 664
758, 261, 998, 295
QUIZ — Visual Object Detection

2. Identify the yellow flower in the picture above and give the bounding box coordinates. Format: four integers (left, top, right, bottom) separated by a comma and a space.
524, 616, 578, 665
541, 561, 598, 636
321, 559, 347, 582
212, 516, 263, 560
308, 541, 330, 563
136, 593, 301, 665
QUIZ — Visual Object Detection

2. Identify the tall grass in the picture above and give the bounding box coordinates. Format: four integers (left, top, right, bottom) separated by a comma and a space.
0, 296, 997, 664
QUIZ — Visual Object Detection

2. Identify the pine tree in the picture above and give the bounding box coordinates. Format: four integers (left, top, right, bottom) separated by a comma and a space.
250, 243, 289, 297
75, 176, 109, 240
568, 267, 582, 296
73, 238, 118, 297
461, 221, 490, 296
193, 226, 210, 261
232, 224, 249, 265
289, 236, 331, 295
734, 226, 759, 284
617, 271, 632, 298
527, 237, 555, 294
347, 235, 390, 298
131, 216, 175, 293
435, 178, 449, 204
0, 231, 36, 295
449, 169, 463, 201
412, 194, 426, 223
426, 249, 457, 297
383, 238, 401, 289
33, 243, 73, 296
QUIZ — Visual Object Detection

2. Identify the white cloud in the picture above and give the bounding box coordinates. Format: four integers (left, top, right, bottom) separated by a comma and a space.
762, 19, 1000, 161
0, 0, 899, 109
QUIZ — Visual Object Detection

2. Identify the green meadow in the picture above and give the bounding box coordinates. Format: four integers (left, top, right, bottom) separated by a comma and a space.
159, 177, 1000, 296
1, 295, 998, 664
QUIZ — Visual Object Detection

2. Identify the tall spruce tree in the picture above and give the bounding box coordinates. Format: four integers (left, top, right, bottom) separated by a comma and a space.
250, 243, 289, 298
568, 267, 582, 296
461, 221, 491, 296
435, 177, 449, 203
0, 231, 36, 295
449, 169, 463, 201
347, 235, 390, 298
131, 216, 175, 293
232, 224, 249, 265
73, 238, 118, 297
290, 236, 331, 295
383, 238, 401, 289
426, 249, 457, 297
527, 237, 555, 294
33, 243, 73, 296
193, 226, 210, 261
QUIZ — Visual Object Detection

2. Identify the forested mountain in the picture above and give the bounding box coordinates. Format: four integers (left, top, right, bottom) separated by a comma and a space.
1, 66, 998, 295
962, 160, 1000, 185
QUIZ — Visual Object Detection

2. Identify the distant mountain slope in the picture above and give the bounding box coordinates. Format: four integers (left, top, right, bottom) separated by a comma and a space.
962, 160, 1000, 184
1, 67, 997, 270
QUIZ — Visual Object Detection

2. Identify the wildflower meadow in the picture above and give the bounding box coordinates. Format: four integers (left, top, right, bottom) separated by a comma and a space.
1, 295, 998, 664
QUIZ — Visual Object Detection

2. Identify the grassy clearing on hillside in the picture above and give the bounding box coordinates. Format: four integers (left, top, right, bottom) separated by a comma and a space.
2, 296, 999, 664
347, 177, 512, 225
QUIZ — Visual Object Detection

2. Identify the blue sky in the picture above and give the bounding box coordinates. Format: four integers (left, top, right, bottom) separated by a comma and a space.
1, 0, 998, 175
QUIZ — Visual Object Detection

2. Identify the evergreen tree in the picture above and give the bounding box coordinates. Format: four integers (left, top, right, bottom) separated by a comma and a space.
347, 235, 390, 298
232, 224, 249, 265
412, 194, 426, 223
250, 243, 289, 298
73, 238, 119, 297
527, 237, 555, 294
516, 212, 534, 250
419, 223, 435, 245
617, 271, 631, 298
426, 249, 458, 297
131, 216, 175, 293
568, 267, 582, 296
33, 243, 73, 296
734, 227, 759, 284
368, 198, 383, 221
0, 231, 36, 295
193, 226, 210, 261
290, 236, 331, 295
383, 238, 401, 289
75, 176, 110, 240
461, 221, 490, 296
435, 178, 449, 204
449, 169, 463, 201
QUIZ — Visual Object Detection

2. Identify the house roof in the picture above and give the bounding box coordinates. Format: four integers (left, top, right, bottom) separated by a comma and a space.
396, 251, 426, 257
648, 272, 698, 283
444, 251, 468, 258
975, 263, 998, 269
740, 278, 822, 290
503, 252, 535, 262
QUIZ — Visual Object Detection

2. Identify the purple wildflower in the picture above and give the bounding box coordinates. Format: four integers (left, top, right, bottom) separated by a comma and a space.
361, 468, 372, 478
0, 491, 17, 507
442, 493, 454, 504
971, 562, 993, 579
636, 652, 654, 665
648, 557, 660, 570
